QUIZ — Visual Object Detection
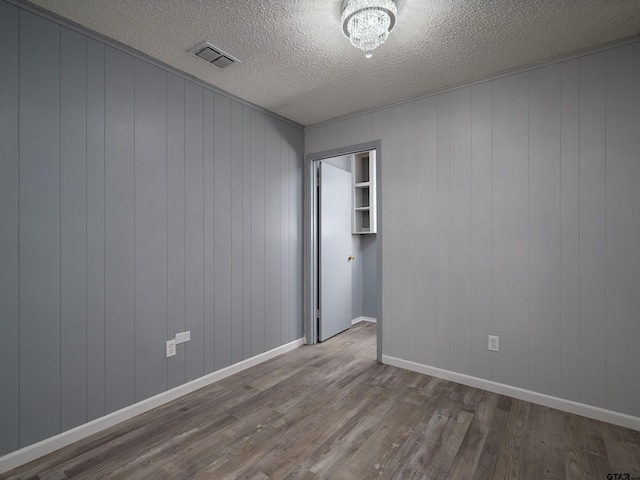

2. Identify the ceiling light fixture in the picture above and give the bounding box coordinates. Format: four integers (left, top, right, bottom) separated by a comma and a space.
341, 0, 397, 58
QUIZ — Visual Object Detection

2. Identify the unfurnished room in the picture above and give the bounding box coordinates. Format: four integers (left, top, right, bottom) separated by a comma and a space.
1, 0, 640, 478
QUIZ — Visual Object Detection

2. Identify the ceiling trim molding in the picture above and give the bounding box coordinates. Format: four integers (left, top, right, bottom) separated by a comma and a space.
306, 34, 640, 131
13, 0, 304, 129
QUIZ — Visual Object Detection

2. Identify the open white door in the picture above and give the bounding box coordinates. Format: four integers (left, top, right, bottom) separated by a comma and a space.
318, 162, 353, 341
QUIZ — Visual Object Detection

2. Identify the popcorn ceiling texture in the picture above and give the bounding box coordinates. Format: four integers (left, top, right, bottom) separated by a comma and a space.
26, 0, 640, 126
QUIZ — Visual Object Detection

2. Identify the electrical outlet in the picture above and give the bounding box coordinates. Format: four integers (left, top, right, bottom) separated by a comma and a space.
166, 339, 176, 358
488, 335, 499, 352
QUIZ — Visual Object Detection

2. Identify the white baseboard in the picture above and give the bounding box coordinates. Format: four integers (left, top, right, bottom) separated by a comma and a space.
0, 338, 304, 474
352, 316, 377, 325
382, 354, 640, 432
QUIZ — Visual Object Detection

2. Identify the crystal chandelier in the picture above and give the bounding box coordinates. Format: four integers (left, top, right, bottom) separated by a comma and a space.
341, 0, 397, 58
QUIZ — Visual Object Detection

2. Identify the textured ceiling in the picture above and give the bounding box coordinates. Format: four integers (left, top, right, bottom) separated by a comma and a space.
26, 0, 640, 126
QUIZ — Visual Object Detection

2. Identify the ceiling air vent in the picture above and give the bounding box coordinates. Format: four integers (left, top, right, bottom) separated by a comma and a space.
190, 42, 240, 69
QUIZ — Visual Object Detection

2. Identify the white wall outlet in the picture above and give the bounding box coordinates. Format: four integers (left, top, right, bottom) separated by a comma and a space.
175, 330, 191, 344
166, 339, 176, 358
488, 335, 499, 352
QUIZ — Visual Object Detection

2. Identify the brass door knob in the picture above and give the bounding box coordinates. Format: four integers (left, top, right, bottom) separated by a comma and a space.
348, 255, 355, 261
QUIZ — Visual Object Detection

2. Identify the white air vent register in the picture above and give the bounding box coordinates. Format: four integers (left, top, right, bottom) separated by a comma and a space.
190, 41, 240, 69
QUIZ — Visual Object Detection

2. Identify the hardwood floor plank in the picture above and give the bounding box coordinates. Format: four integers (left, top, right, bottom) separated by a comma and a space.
565, 446, 611, 480
492, 399, 531, 479
3, 322, 639, 480
308, 394, 397, 477
602, 423, 640, 477
472, 406, 509, 480
422, 409, 474, 478
447, 392, 500, 478
564, 412, 608, 456
518, 405, 565, 479
343, 391, 435, 479
496, 394, 514, 412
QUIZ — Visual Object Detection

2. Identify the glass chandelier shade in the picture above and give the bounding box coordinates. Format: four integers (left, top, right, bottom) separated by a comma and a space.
341, 0, 397, 58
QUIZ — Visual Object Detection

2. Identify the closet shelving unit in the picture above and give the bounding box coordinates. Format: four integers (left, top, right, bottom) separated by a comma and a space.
351, 150, 376, 234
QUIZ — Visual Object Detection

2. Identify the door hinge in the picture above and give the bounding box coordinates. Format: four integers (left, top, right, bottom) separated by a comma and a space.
316, 309, 320, 319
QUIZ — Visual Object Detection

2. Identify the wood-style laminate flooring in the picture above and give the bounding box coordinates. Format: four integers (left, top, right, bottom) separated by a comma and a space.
3, 322, 639, 479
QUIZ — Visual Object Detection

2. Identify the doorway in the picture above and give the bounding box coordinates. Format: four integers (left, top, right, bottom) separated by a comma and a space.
304, 141, 382, 361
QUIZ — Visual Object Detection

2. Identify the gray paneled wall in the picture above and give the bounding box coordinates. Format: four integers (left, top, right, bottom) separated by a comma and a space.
0, 0, 20, 456
361, 235, 378, 318
0, 2, 303, 456
306, 40, 640, 418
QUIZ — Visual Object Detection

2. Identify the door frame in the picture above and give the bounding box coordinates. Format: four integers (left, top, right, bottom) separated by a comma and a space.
304, 140, 383, 362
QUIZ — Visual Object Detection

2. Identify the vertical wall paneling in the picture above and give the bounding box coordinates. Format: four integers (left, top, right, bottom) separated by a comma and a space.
60, 27, 88, 431
388, 105, 403, 356
470, 82, 494, 381
214, 93, 233, 370
202, 90, 215, 373
104, 46, 136, 413
374, 106, 393, 353
605, 43, 640, 417
559, 59, 581, 402
361, 235, 378, 319
491, 72, 529, 389
578, 53, 607, 408
528, 65, 562, 396
242, 106, 253, 358
400, 102, 418, 355
166, 73, 186, 389
291, 125, 304, 341
288, 127, 298, 341
436, 94, 451, 370
449, 88, 473, 375
264, 119, 282, 351
166, 73, 187, 389
305, 39, 640, 420
280, 130, 292, 345
250, 110, 266, 356
1, 2, 305, 456
231, 101, 245, 363
414, 97, 438, 367
19, 11, 62, 446
0, 0, 20, 455
297, 129, 304, 339
86, 38, 106, 421
134, 60, 168, 401
184, 82, 205, 380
